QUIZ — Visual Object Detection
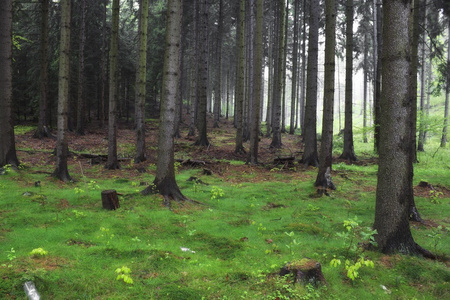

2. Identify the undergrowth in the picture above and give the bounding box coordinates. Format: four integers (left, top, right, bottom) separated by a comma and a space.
0, 129, 448, 299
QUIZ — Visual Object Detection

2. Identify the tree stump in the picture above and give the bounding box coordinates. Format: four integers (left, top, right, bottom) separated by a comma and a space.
279, 258, 327, 286
101, 190, 119, 210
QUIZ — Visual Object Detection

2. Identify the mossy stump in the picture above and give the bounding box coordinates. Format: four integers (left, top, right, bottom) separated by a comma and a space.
279, 258, 326, 286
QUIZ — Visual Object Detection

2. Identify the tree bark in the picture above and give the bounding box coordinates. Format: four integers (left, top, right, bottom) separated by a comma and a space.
373, 0, 382, 153
135, 0, 149, 163
248, 0, 264, 165
34, 0, 51, 139
106, 0, 120, 170
142, 0, 192, 205
195, 0, 210, 147
235, 0, 246, 154
441, 20, 450, 148
289, 0, 300, 135
315, 0, 336, 190
340, 0, 357, 161
270, 0, 286, 149
52, 0, 71, 182
374, 0, 432, 257
301, 0, 320, 167
213, 0, 223, 128
76, 0, 87, 136
0, 0, 19, 168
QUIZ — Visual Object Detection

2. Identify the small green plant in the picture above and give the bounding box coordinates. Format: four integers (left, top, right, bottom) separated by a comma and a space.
336, 216, 377, 256
2, 248, 16, 268
174, 161, 182, 174
426, 225, 444, 252
284, 231, 300, 255
115, 266, 134, 284
429, 190, 443, 204
99, 227, 114, 246
330, 256, 374, 281
307, 204, 320, 212
210, 186, 224, 201
74, 187, 85, 199
72, 210, 86, 218
29, 247, 48, 258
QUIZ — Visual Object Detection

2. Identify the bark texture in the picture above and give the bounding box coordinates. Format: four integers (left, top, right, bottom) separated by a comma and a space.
315, 0, 336, 190
142, 0, 192, 205
248, 0, 264, 164
374, 0, 432, 257
0, 0, 19, 168
106, 0, 120, 169
52, 0, 71, 182
340, 0, 357, 161
301, 0, 320, 167
135, 0, 149, 163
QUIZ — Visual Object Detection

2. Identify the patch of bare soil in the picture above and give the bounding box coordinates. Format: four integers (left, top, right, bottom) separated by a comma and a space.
414, 181, 450, 199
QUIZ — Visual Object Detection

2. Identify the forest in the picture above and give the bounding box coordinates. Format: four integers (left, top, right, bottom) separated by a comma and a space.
0, 0, 449, 299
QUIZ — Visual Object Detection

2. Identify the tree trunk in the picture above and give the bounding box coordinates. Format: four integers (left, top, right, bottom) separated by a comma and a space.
135, 0, 149, 163
340, 0, 357, 161
106, 0, 120, 170
34, 0, 51, 139
407, 0, 423, 222
76, 0, 87, 136
289, 0, 300, 135
299, 0, 307, 132
374, 0, 432, 258
315, 0, 336, 190
248, 0, 264, 165
417, 0, 427, 152
213, 0, 223, 128
441, 20, 450, 148
363, 32, 368, 143
0, 0, 19, 168
142, 0, 192, 205
195, 0, 210, 147
188, 0, 198, 137
373, 0, 382, 153
301, 0, 320, 167
270, 0, 285, 149
99, 0, 107, 128
52, 0, 71, 182
235, 0, 246, 154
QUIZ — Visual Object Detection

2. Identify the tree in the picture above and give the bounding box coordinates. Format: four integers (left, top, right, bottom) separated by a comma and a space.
34, 0, 52, 139
301, 0, 320, 167
76, 0, 87, 135
142, 0, 192, 205
315, 0, 336, 190
0, 0, 19, 168
213, 0, 223, 129
289, 0, 300, 135
248, 0, 263, 164
235, 0, 245, 154
135, 0, 149, 163
373, 0, 433, 257
373, 0, 382, 153
270, 0, 286, 149
195, 0, 210, 147
52, 0, 72, 182
106, 0, 120, 170
441, 21, 450, 148
340, 0, 357, 161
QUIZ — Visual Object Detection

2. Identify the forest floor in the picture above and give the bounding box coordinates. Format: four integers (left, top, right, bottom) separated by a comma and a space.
14, 114, 450, 199
1, 114, 449, 299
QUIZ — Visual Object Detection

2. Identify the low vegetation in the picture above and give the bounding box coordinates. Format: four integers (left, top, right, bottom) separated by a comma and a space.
0, 121, 448, 299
